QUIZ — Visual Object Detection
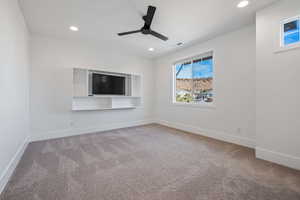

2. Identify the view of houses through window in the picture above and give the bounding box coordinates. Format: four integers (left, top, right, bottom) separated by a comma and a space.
174, 52, 213, 104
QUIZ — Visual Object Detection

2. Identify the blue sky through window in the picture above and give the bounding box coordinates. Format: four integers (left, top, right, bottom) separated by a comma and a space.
176, 58, 213, 79
284, 19, 300, 45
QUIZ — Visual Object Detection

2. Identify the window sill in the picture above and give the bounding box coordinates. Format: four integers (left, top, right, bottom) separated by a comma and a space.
172, 102, 216, 109
275, 43, 300, 54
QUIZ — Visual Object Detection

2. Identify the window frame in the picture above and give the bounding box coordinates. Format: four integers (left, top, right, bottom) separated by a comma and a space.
171, 51, 215, 108
279, 15, 300, 49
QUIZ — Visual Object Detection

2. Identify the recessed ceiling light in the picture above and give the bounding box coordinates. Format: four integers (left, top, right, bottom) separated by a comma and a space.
69, 26, 79, 31
148, 47, 155, 51
237, 0, 249, 8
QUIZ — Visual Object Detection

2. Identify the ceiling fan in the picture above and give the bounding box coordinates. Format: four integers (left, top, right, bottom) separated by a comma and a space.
118, 6, 168, 41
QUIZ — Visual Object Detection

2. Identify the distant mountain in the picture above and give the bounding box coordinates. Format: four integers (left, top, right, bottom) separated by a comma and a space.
176, 78, 212, 91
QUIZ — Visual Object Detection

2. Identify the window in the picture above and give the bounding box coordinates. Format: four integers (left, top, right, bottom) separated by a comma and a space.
173, 52, 213, 104
281, 16, 300, 46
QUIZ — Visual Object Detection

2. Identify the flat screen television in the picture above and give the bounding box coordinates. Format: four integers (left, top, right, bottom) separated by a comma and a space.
91, 73, 126, 95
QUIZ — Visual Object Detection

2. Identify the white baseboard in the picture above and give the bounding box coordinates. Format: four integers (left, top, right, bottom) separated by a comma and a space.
156, 119, 255, 148
0, 137, 29, 195
256, 147, 300, 170
31, 119, 156, 142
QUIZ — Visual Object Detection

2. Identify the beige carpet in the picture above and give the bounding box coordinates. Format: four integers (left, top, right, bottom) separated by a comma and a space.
1, 124, 300, 200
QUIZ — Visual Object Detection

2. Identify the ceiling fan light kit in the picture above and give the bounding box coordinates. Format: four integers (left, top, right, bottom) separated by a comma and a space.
118, 6, 168, 41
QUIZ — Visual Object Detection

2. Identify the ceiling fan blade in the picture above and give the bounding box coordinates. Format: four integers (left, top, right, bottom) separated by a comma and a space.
118, 30, 141, 36
149, 30, 168, 41
144, 6, 156, 27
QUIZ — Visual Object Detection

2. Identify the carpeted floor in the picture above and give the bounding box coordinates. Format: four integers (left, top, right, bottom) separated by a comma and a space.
1, 124, 300, 200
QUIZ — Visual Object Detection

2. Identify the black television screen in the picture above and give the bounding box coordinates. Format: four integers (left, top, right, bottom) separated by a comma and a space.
92, 73, 125, 95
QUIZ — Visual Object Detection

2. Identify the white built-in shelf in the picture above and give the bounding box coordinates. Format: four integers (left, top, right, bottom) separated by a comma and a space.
72, 68, 142, 111
74, 95, 141, 98
72, 105, 136, 111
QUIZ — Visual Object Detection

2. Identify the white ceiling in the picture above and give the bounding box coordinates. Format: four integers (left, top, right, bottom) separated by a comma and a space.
19, 0, 277, 58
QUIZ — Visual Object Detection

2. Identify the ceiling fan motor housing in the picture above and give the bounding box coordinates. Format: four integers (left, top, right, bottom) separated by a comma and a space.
141, 28, 151, 34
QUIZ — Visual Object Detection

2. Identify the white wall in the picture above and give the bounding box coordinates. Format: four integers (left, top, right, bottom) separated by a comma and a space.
0, 0, 30, 192
154, 25, 256, 148
256, 0, 300, 169
30, 35, 155, 141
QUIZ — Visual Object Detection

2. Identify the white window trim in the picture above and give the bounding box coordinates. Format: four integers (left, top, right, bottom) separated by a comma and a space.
171, 51, 215, 108
276, 15, 300, 53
